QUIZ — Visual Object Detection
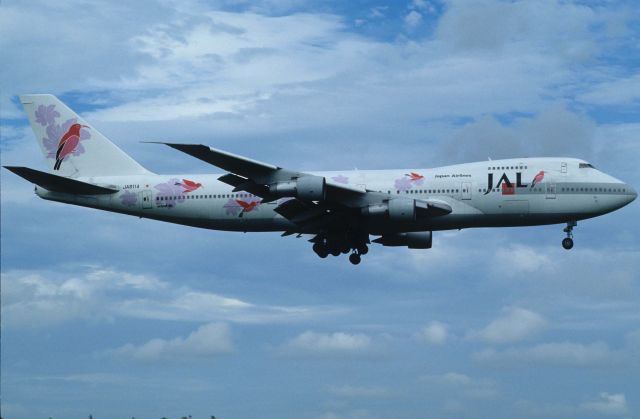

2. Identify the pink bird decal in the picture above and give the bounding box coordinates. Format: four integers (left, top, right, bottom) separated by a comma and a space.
236, 200, 260, 217
177, 178, 202, 193
407, 172, 424, 182
530, 171, 545, 188
54, 123, 87, 170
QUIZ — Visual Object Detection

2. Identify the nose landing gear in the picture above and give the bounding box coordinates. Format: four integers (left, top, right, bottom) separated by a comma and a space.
562, 221, 576, 250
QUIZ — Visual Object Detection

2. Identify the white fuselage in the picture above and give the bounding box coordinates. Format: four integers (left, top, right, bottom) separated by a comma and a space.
35, 157, 636, 235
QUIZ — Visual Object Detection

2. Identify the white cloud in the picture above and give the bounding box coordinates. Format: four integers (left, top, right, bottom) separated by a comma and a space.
420, 372, 500, 399
282, 331, 372, 355
416, 321, 448, 345
105, 322, 233, 361
493, 245, 553, 275
368, 6, 387, 19
1, 268, 166, 327
1, 0, 618, 144
436, 0, 602, 59
442, 105, 597, 163
579, 74, 640, 106
469, 307, 547, 344
475, 341, 616, 367
491, 246, 640, 299
581, 392, 629, 416
1, 266, 341, 327
404, 11, 423, 31
410, 0, 436, 14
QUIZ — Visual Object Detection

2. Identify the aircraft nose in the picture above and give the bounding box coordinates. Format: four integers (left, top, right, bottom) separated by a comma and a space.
628, 184, 638, 204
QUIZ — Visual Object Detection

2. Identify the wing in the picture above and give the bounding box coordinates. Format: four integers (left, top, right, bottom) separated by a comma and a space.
153, 142, 366, 202
151, 142, 451, 233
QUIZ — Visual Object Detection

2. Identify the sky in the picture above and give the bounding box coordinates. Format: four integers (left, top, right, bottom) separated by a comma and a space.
1, 0, 639, 418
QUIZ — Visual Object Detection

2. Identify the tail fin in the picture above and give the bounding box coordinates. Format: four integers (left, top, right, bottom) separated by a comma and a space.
20, 94, 150, 177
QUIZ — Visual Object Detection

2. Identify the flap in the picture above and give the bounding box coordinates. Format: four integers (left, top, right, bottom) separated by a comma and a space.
416, 199, 452, 217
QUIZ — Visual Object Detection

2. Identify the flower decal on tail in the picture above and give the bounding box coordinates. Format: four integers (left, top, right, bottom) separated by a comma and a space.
35, 104, 59, 126
36, 104, 91, 169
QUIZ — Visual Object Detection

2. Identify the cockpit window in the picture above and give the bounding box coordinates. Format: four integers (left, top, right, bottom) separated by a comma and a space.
579, 163, 595, 169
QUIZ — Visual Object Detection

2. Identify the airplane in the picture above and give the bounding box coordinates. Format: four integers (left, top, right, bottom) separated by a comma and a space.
4, 94, 637, 265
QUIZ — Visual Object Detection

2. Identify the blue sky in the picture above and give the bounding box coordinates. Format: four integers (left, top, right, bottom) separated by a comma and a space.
1, 0, 639, 418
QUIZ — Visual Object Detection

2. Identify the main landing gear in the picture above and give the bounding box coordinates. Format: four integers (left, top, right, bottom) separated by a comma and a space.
562, 221, 576, 250
312, 233, 369, 265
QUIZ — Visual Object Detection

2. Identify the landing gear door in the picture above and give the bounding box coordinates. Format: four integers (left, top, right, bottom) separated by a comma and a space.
141, 190, 152, 209
546, 183, 556, 199
461, 182, 472, 200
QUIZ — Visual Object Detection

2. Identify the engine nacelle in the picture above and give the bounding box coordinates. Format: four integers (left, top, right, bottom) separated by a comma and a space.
373, 232, 432, 249
269, 176, 326, 201
362, 198, 416, 221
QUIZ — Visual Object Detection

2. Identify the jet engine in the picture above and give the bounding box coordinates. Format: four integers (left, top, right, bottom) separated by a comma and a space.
362, 198, 420, 221
373, 231, 433, 249
269, 175, 326, 201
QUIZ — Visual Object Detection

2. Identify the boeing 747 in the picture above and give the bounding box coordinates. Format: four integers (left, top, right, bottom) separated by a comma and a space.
5, 95, 637, 264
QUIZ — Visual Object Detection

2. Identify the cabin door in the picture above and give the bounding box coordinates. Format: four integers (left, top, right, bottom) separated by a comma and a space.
141, 190, 153, 209
546, 183, 556, 199
461, 182, 472, 200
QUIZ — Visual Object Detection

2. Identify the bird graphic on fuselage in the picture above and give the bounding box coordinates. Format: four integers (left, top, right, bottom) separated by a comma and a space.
531, 171, 545, 189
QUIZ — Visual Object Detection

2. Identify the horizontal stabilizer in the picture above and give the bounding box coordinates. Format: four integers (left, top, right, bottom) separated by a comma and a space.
4, 166, 118, 195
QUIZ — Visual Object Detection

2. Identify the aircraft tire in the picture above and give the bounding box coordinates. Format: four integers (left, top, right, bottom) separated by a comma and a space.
349, 253, 361, 265
313, 242, 328, 258
562, 237, 574, 250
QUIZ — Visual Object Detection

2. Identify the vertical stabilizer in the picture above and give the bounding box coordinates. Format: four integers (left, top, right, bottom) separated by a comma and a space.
20, 94, 150, 177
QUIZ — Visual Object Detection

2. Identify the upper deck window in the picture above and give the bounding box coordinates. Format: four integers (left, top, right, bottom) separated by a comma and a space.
579, 163, 595, 169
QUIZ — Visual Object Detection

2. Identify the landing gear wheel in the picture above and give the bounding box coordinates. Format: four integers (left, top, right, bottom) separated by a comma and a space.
562, 237, 574, 250
349, 252, 361, 265
330, 248, 341, 257
562, 221, 576, 250
357, 245, 369, 255
313, 242, 328, 258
